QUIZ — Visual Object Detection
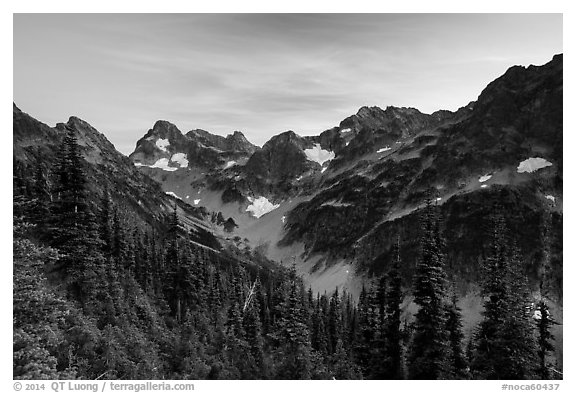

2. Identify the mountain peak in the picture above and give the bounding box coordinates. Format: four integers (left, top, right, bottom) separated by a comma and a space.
265, 130, 302, 147
228, 130, 247, 139
67, 116, 96, 130
151, 120, 182, 135
356, 106, 384, 118
384, 106, 422, 116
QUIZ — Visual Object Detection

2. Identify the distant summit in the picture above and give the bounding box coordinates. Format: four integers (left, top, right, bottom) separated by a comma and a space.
129, 121, 258, 171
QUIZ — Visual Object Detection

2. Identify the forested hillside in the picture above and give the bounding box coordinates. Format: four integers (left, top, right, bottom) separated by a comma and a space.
13, 124, 559, 379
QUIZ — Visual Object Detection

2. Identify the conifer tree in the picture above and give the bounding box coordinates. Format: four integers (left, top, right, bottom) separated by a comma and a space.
311, 295, 329, 356
383, 237, 404, 379
327, 288, 343, 355
408, 201, 450, 379
354, 284, 377, 375
535, 299, 556, 379
445, 292, 468, 379
330, 338, 362, 379
276, 266, 313, 379
50, 126, 106, 310
471, 215, 538, 379
243, 282, 266, 377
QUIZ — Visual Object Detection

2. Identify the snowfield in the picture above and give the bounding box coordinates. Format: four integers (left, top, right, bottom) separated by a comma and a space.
517, 157, 553, 173
340, 128, 352, 134
194, 199, 201, 205
479, 174, 492, 183
545, 195, 556, 203
223, 161, 237, 169
150, 158, 178, 171
377, 146, 391, 153
304, 144, 335, 165
155, 138, 170, 152
170, 153, 188, 168
246, 196, 280, 218
136, 158, 178, 171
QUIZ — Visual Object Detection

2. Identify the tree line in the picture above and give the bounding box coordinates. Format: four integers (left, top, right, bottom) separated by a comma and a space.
13, 126, 558, 379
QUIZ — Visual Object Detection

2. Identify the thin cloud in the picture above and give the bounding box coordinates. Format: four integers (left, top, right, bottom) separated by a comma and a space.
14, 14, 562, 154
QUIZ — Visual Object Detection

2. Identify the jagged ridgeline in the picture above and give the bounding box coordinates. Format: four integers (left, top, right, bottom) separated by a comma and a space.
13, 54, 562, 380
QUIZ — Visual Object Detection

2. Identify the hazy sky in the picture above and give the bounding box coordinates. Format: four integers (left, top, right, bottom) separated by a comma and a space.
14, 14, 562, 154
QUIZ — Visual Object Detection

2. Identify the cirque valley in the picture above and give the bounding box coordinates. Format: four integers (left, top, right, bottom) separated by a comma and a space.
14, 46, 562, 379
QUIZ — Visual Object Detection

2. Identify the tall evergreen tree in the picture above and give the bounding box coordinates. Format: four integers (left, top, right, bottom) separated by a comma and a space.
444, 292, 468, 379
327, 288, 343, 355
408, 201, 450, 379
311, 294, 329, 356
275, 266, 313, 379
49, 126, 106, 310
471, 215, 538, 379
243, 282, 266, 377
354, 284, 377, 376
383, 237, 404, 379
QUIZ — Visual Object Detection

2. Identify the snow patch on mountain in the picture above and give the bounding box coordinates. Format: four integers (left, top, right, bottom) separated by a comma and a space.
155, 138, 170, 152
479, 174, 492, 183
165, 191, 181, 200
170, 153, 188, 168
320, 200, 353, 208
517, 157, 553, 173
150, 158, 178, 171
377, 146, 391, 153
223, 161, 237, 169
136, 158, 178, 171
246, 196, 280, 218
304, 144, 335, 165
340, 128, 352, 134
194, 199, 201, 205
545, 195, 555, 203
481, 184, 488, 188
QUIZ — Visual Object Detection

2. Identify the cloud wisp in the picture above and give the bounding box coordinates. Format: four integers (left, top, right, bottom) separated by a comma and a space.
14, 14, 562, 154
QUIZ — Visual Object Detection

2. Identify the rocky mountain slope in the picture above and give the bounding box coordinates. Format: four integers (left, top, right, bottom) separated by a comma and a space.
127, 55, 563, 365
128, 55, 562, 294
13, 104, 261, 256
